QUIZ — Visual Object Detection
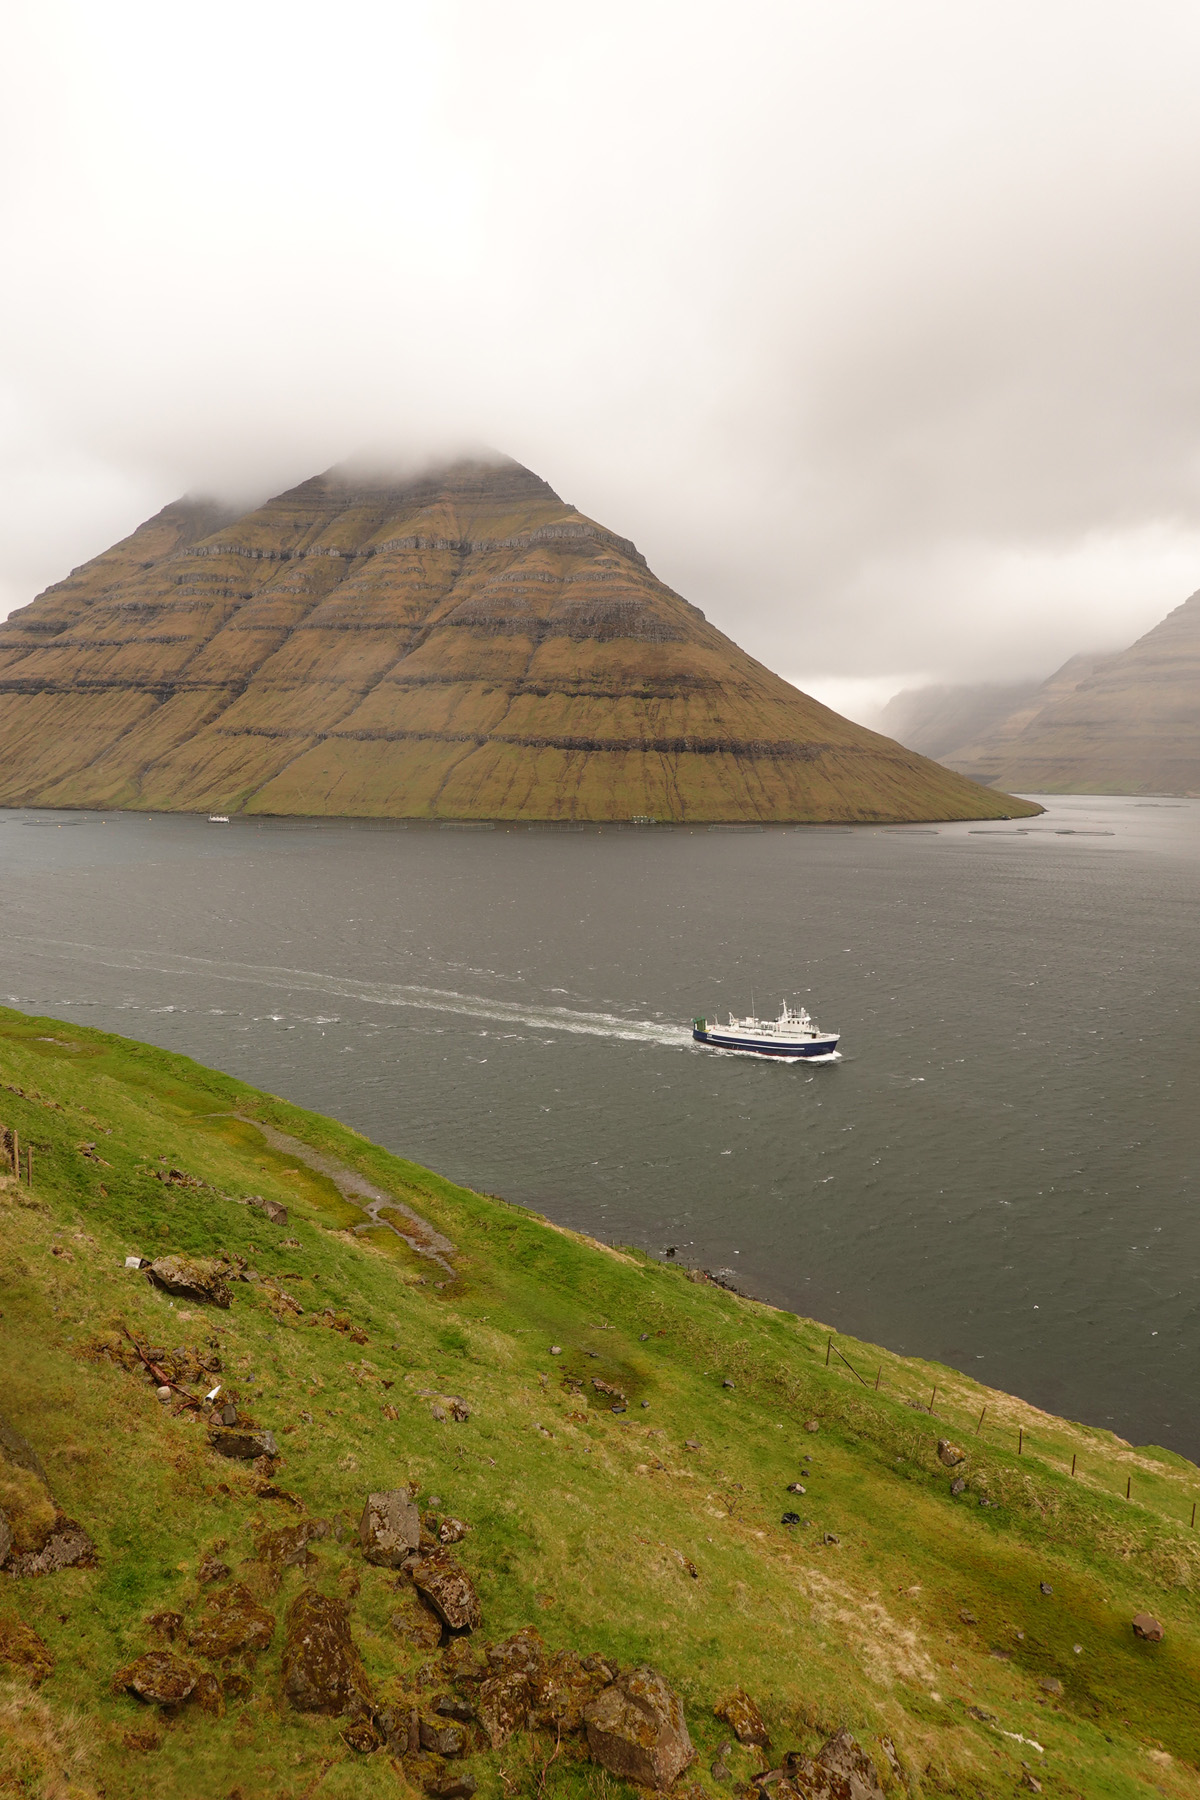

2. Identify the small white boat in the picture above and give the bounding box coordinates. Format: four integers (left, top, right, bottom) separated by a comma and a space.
692, 1000, 839, 1059
207, 814, 230, 824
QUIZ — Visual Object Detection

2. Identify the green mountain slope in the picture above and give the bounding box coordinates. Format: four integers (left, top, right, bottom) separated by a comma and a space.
0, 457, 1036, 823
2, 1012, 1194, 1799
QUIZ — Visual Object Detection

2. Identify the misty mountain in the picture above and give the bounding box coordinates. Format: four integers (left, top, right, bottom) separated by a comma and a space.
0, 456, 1032, 823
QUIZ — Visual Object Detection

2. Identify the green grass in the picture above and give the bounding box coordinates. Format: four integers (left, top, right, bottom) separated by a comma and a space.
0, 1005, 1197, 1799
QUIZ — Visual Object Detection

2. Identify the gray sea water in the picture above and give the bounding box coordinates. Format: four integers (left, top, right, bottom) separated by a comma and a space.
1, 798, 1195, 1456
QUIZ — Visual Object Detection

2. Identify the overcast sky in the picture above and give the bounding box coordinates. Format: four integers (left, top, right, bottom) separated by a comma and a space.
5, 1, 1200, 718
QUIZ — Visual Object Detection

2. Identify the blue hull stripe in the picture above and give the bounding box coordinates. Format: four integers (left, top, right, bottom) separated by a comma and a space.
693, 1030, 838, 1058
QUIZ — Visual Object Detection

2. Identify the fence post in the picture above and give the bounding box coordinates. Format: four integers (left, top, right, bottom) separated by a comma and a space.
1070, 1453, 1076, 1476
1191, 1502, 1196, 1529
929, 1385, 937, 1414
975, 1404, 987, 1435
1126, 1476, 1131, 1501
11, 1129, 17, 1179
874, 1366, 881, 1392
1018, 1428, 1023, 1456
826, 1336, 832, 1367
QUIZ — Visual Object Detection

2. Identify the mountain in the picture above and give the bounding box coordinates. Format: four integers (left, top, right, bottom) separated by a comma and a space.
874, 679, 1041, 760
1, 1006, 1195, 1798
941, 599, 1200, 793
0, 455, 1034, 821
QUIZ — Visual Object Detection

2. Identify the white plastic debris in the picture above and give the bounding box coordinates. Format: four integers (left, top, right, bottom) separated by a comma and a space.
156, 1386, 171, 1402
125, 1255, 143, 1269
206, 1385, 222, 1402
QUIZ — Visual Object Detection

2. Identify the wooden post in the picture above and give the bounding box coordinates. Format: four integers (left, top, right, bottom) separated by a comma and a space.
1126, 1475, 1131, 1500
1018, 1428, 1024, 1455
11, 1129, 18, 1179
874, 1366, 881, 1392
929, 1385, 937, 1414
825, 1336, 832, 1367
1191, 1502, 1196, 1529
1070, 1453, 1076, 1476
975, 1404, 987, 1435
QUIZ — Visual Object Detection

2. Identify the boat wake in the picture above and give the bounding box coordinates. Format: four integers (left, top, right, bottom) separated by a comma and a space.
6, 935, 692, 1048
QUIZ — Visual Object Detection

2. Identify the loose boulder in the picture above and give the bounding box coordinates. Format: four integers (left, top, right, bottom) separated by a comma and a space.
936, 1440, 967, 1467
1132, 1612, 1165, 1642
813, 1727, 886, 1799
282, 1589, 371, 1715
209, 1425, 278, 1461
529, 1648, 613, 1733
116, 1650, 200, 1707
390, 1590, 444, 1651
188, 1582, 276, 1659
145, 1255, 232, 1308
477, 1671, 532, 1748
4, 1515, 96, 1578
405, 1549, 482, 1632
715, 1687, 769, 1746
360, 1490, 421, 1567
584, 1666, 693, 1790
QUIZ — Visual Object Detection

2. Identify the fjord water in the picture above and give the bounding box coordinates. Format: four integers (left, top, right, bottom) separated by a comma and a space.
2, 799, 1196, 1457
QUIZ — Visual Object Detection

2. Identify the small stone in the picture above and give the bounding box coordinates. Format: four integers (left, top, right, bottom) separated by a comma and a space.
438, 1517, 469, 1546
1022, 1776, 1043, 1792
585, 1665, 693, 1790
420, 1717, 468, 1756
640, 1333, 650, 1341
156, 1386, 171, 1403
714, 1686, 769, 1746
477, 1670, 532, 1747
804, 1418, 820, 1433
814, 1727, 886, 1798
936, 1439, 966, 1467
1132, 1612, 1164, 1642
359, 1491, 421, 1568
786, 1483, 806, 1494
1073, 1643, 1082, 1654
684, 1439, 700, 1451
950, 1477, 967, 1496
550, 1346, 562, 1355
959, 1609, 977, 1626
421, 1768, 476, 1800
342, 1716, 380, 1753
781, 1512, 800, 1526
1039, 1582, 1053, 1596
196, 1556, 230, 1585
1039, 1676, 1063, 1695
722, 1380, 735, 1389
823, 1532, 840, 1546
116, 1650, 199, 1707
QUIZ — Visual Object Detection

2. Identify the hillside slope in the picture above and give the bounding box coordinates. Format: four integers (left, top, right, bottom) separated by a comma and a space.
1, 1012, 1197, 1798
942, 599, 1200, 794
0, 457, 1035, 822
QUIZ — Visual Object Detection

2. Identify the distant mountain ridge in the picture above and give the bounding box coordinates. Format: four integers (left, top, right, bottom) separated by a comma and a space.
905, 593, 1200, 795
0, 454, 1034, 821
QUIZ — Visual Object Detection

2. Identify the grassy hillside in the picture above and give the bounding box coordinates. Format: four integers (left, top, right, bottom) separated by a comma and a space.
1, 1007, 1196, 1799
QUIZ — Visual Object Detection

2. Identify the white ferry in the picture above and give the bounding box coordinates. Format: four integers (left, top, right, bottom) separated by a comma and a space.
692, 1000, 839, 1060
207, 814, 230, 824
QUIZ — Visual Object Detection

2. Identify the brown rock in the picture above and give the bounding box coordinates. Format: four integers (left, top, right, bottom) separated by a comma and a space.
421, 1766, 477, 1799
438, 1517, 470, 1546
714, 1687, 769, 1746
1132, 1612, 1164, 1642
359, 1490, 421, 1567
803, 1418, 820, 1433
441, 1637, 489, 1684
254, 1518, 328, 1576
486, 1627, 546, 1677
209, 1425, 278, 1461
477, 1671, 532, 1747
342, 1716, 381, 1752
420, 1717, 468, 1756
529, 1649, 616, 1733
812, 1727, 886, 1799
197, 1556, 230, 1585
0, 1615, 54, 1684
188, 1582, 275, 1659
116, 1649, 200, 1707
145, 1610, 184, 1641
193, 1669, 225, 1716
1039, 1676, 1063, 1695
0, 1510, 10, 1566
145, 1255, 231, 1308
390, 1591, 444, 1652
282, 1589, 371, 1715
584, 1665, 693, 1790
4, 1515, 96, 1577
249, 1196, 289, 1227
936, 1439, 966, 1468
406, 1549, 482, 1632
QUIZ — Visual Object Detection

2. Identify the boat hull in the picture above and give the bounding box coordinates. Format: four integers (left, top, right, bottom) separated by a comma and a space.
693, 1028, 839, 1058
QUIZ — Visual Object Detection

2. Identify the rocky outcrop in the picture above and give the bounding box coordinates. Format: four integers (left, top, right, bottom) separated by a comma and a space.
115, 1650, 200, 1707
584, 1666, 693, 1790
0, 1615, 54, 1684
0, 455, 1031, 824
714, 1687, 769, 1745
